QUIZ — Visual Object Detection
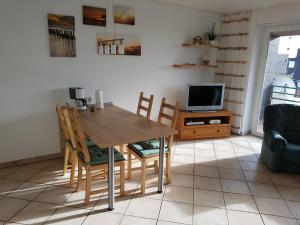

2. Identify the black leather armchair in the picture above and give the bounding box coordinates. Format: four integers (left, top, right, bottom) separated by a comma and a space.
261, 104, 300, 173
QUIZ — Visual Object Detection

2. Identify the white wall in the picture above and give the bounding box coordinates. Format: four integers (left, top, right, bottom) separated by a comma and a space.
0, 0, 219, 163
240, 11, 259, 135
257, 2, 300, 25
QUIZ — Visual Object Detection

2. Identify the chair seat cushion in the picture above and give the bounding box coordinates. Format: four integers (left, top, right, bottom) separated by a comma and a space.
283, 143, 300, 164
78, 145, 125, 166
85, 138, 96, 147
128, 139, 168, 158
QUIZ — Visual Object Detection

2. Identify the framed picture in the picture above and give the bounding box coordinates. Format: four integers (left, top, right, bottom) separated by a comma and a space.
114, 5, 135, 25
97, 33, 141, 56
48, 14, 76, 57
83, 5, 106, 26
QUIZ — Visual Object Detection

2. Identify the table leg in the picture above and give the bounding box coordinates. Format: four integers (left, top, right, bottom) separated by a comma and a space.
158, 136, 165, 193
108, 146, 115, 210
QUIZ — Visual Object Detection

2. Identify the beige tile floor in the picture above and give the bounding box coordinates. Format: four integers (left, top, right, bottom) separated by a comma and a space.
0, 135, 300, 225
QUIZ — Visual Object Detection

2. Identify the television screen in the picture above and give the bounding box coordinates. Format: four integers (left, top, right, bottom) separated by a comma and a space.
186, 84, 225, 111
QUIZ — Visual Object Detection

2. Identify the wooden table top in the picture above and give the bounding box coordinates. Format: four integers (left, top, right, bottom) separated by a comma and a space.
79, 105, 177, 148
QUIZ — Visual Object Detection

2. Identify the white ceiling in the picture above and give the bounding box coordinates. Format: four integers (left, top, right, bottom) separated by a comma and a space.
154, 0, 300, 13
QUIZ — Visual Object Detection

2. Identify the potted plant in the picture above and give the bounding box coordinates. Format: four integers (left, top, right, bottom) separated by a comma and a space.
203, 23, 218, 46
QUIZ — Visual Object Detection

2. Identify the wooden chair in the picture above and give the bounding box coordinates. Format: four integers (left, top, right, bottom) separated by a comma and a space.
56, 104, 96, 187
64, 107, 125, 205
127, 98, 180, 193
119, 92, 154, 154
56, 104, 77, 187
137, 92, 154, 119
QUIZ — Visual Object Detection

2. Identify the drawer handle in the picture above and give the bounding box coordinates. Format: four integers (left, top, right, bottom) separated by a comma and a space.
193, 131, 196, 134
217, 129, 220, 133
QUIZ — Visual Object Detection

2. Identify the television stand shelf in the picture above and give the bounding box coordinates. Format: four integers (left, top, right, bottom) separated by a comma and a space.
176, 110, 232, 140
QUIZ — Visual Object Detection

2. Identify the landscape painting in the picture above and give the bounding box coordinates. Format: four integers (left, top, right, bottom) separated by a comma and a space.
123, 34, 141, 55
97, 33, 141, 56
48, 14, 76, 57
83, 5, 106, 26
114, 5, 135, 25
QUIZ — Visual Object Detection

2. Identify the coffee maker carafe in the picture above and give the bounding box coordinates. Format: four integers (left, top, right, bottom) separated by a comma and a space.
69, 87, 87, 110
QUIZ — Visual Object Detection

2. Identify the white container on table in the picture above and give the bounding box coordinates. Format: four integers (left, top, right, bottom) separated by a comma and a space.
95, 90, 104, 109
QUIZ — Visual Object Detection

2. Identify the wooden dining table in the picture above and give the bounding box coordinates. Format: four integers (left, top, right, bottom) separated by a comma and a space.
79, 105, 177, 210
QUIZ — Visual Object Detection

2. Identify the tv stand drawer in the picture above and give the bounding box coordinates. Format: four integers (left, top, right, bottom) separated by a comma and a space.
176, 110, 232, 140
183, 126, 229, 138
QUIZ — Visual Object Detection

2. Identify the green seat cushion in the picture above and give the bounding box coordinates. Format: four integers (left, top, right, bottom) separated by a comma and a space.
78, 145, 125, 166
85, 138, 96, 147
128, 139, 168, 157
283, 143, 300, 164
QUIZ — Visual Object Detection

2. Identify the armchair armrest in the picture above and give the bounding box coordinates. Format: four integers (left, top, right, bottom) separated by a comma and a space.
264, 130, 287, 153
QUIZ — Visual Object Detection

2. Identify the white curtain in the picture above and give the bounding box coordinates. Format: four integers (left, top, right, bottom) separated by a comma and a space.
215, 11, 252, 134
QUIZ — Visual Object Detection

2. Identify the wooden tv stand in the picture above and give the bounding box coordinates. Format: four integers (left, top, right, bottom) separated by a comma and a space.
176, 110, 232, 140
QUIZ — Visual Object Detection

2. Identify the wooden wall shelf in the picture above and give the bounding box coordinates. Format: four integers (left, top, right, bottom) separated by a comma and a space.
182, 43, 219, 49
217, 60, 247, 64
174, 43, 218, 70
173, 64, 218, 69
220, 33, 248, 37
215, 73, 245, 78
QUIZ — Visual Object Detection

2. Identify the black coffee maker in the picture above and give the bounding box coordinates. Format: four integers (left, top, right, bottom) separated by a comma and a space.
69, 87, 87, 110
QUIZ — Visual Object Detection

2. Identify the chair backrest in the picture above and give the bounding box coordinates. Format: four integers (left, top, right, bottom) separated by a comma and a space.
136, 92, 154, 119
64, 107, 91, 163
56, 103, 71, 142
157, 98, 180, 149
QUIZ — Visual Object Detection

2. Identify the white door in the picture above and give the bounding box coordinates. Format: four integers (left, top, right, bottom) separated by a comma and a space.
251, 25, 300, 137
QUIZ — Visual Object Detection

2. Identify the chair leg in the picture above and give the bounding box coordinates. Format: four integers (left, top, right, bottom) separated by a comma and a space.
141, 160, 147, 194
76, 161, 83, 192
70, 151, 77, 188
63, 144, 70, 176
120, 144, 127, 171
127, 150, 132, 180
104, 168, 108, 181
166, 153, 171, 184
119, 144, 124, 154
154, 160, 159, 174
120, 162, 125, 196
84, 167, 92, 205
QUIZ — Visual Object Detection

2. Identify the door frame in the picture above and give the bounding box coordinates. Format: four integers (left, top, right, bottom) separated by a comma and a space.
250, 23, 300, 137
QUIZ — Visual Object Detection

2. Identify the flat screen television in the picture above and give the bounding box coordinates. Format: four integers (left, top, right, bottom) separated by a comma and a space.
185, 83, 225, 111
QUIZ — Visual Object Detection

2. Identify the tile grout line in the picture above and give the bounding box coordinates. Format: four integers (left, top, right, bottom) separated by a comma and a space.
214, 140, 230, 225
244, 138, 297, 222
3, 137, 300, 225
157, 140, 178, 225
43, 178, 84, 225
118, 181, 137, 225
268, 170, 298, 221
192, 140, 195, 225
235, 138, 268, 225
2, 168, 38, 224
155, 185, 166, 225
5, 196, 31, 224
7, 165, 88, 225
243, 166, 267, 225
